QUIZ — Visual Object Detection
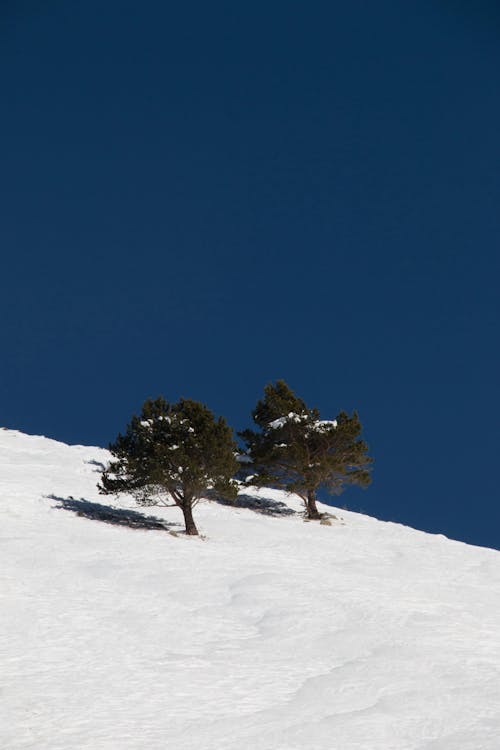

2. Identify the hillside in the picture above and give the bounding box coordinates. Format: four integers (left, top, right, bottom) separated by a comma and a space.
1, 427, 499, 750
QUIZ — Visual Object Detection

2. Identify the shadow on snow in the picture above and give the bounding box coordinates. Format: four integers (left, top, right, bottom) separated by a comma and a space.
216, 492, 296, 517
48, 495, 180, 531
84, 459, 107, 472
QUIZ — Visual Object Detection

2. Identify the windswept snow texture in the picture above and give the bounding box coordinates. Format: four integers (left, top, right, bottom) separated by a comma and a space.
2, 428, 500, 750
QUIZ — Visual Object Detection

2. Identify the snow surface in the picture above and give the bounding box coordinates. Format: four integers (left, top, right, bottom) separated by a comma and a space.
2, 427, 500, 750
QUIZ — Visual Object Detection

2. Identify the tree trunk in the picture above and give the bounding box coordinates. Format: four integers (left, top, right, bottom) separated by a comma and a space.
306, 489, 322, 520
181, 502, 199, 535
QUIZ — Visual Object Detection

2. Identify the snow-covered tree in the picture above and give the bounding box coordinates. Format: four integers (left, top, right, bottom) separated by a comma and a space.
240, 380, 372, 520
99, 397, 239, 535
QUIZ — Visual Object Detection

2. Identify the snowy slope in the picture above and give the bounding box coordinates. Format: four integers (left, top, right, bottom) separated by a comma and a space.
1, 427, 499, 750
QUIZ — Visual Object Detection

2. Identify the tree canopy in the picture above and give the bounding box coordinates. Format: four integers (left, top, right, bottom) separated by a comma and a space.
240, 380, 372, 519
99, 396, 239, 535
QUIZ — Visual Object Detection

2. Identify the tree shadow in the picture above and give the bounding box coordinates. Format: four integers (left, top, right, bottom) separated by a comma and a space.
215, 492, 296, 517
48, 495, 179, 531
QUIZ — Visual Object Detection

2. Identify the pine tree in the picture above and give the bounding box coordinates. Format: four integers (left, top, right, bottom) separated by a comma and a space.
240, 380, 372, 520
99, 396, 239, 535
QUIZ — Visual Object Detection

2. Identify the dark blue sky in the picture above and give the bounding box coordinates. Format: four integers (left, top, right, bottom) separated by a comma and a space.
1, 1, 499, 549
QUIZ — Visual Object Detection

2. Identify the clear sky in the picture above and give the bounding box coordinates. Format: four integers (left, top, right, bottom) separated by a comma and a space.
1, 1, 499, 549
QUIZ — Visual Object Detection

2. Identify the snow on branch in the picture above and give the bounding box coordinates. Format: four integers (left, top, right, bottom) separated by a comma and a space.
268, 413, 337, 432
